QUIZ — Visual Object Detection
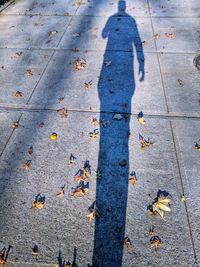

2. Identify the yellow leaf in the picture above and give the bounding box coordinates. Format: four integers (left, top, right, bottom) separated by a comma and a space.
157, 203, 171, 212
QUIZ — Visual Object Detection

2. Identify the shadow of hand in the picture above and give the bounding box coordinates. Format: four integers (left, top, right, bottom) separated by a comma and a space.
138, 65, 145, 82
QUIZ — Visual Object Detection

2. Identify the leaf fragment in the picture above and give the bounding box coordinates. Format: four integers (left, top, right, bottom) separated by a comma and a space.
86, 201, 100, 222
177, 79, 184, 87
139, 134, 154, 149
150, 235, 162, 251
22, 160, 32, 170
84, 80, 93, 89
28, 146, 33, 155
48, 30, 58, 36
12, 91, 23, 97
26, 69, 33, 77
72, 182, 89, 197
31, 193, 45, 209
57, 108, 68, 118
153, 33, 161, 40
137, 111, 146, 125
74, 58, 86, 71
128, 171, 137, 185
56, 185, 65, 197
165, 32, 175, 39
89, 129, 99, 139
195, 142, 200, 151
123, 237, 133, 252
11, 121, 20, 129
32, 245, 39, 256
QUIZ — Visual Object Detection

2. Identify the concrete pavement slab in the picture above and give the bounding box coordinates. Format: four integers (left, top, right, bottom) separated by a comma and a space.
0, 111, 21, 155
29, 50, 167, 114
0, 48, 52, 105
0, 14, 71, 49
152, 17, 200, 53
0, 111, 195, 266
59, 16, 155, 52
159, 53, 200, 114
149, 0, 200, 17
171, 119, 200, 265
1, 0, 79, 16
76, 0, 149, 17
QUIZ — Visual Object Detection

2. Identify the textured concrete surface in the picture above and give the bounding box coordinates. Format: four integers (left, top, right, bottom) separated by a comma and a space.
0, 0, 200, 267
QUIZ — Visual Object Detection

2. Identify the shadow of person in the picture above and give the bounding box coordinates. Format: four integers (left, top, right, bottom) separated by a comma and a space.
92, 1, 145, 266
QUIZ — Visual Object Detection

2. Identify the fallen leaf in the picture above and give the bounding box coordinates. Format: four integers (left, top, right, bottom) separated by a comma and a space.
31, 193, 45, 209
180, 194, 186, 202
28, 146, 33, 155
141, 40, 147, 46
56, 185, 65, 197
12, 121, 20, 129
72, 184, 89, 197
89, 129, 99, 139
0, 248, 6, 266
63, 261, 72, 267
195, 142, 200, 150
139, 134, 154, 149
128, 171, 137, 185
32, 245, 39, 256
12, 91, 23, 97
22, 160, 32, 170
74, 161, 91, 182
73, 32, 81, 37
16, 52, 23, 56
67, 153, 77, 167
37, 122, 44, 128
58, 97, 65, 102
123, 237, 133, 252
57, 108, 68, 118
91, 117, 99, 126
50, 132, 57, 140
86, 201, 100, 222
48, 30, 58, 36
148, 225, 156, 237
165, 32, 175, 39
153, 33, 161, 40
74, 58, 86, 71
26, 69, 33, 77
71, 48, 79, 52
152, 195, 172, 218
84, 80, 93, 89
177, 79, 184, 87
137, 111, 145, 125
150, 235, 162, 251
100, 119, 110, 128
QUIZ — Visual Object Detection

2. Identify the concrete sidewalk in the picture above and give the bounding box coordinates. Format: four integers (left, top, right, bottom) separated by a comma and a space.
0, 0, 200, 266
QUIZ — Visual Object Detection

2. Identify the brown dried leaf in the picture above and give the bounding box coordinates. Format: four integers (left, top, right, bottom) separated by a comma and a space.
139, 134, 154, 149
22, 160, 32, 170
26, 69, 33, 77
177, 79, 184, 87
32, 245, 39, 256
150, 236, 162, 251
28, 146, 33, 155
12, 91, 23, 97
57, 108, 68, 118
89, 129, 99, 139
129, 172, 137, 185
123, 237, 133, 252
195, 142, 200, 151
91, 117, 99, 126
165, 32, 175, 39
84, 80, 93, 89
11, 121, 20, 129
86, 203, 100, 222
72, 187, 88, 197
74, 58, 86, 71
31, 194, 45, 209
48, 30, 58, 36
153, 33, 161, 40
56, 185, 65, 197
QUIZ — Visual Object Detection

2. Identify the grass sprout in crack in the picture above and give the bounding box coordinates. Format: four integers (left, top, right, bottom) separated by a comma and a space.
147, 190, 172, 218
86, 201, 100, 223
31, 193, 45, 209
